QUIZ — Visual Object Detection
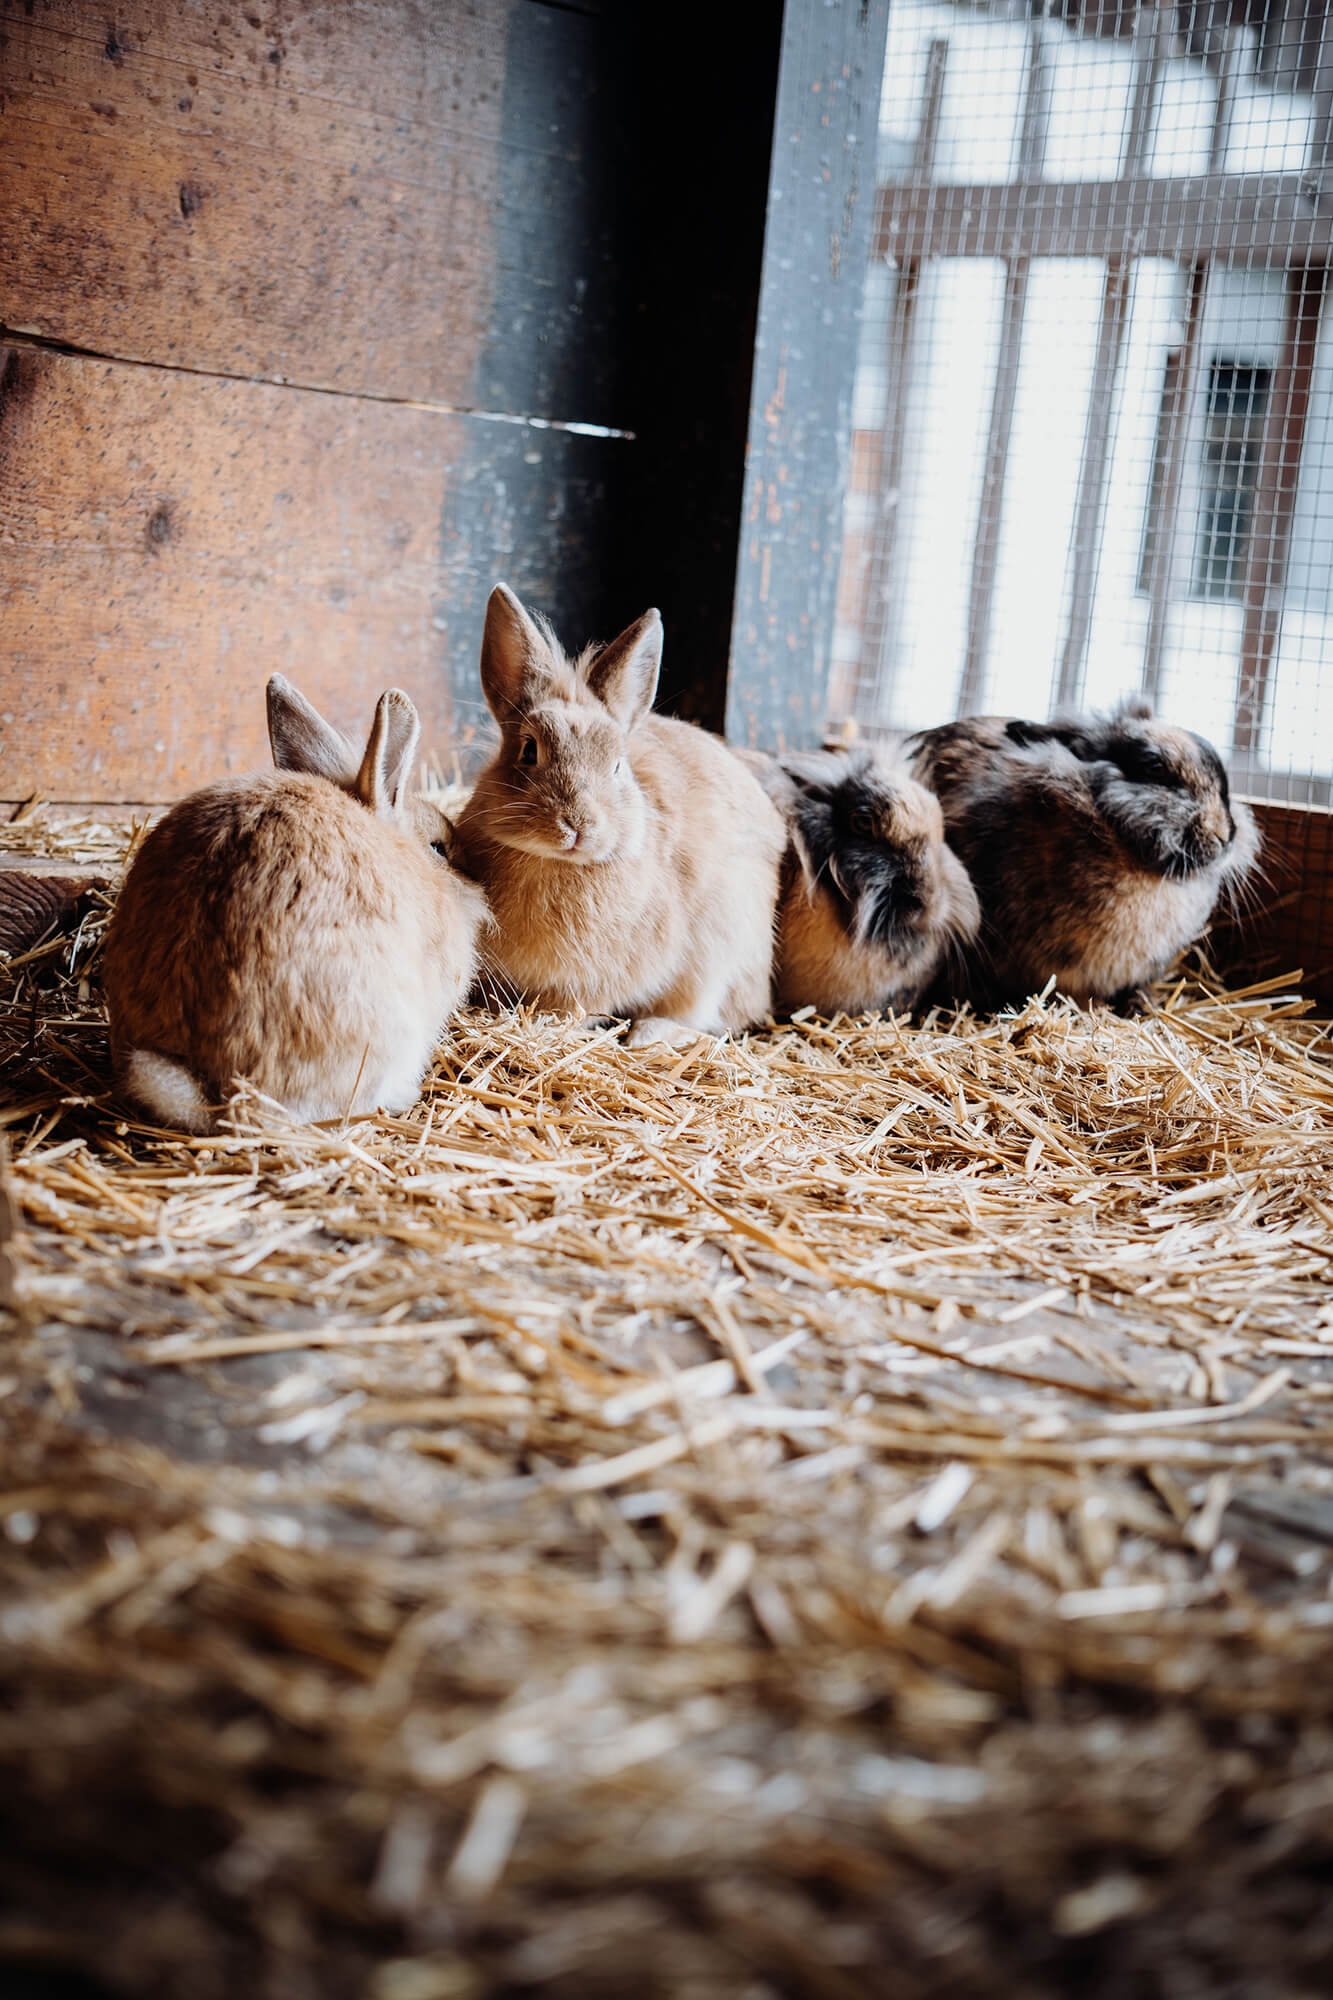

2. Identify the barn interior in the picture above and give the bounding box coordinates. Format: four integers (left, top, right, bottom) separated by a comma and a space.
3, 4, 1333, 1997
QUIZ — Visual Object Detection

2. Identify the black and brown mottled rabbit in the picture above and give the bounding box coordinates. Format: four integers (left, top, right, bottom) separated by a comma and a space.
908, 700, 1260, 1008
749, 747, 980, 1017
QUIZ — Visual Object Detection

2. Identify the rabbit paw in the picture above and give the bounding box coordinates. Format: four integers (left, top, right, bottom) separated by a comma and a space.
578, 1014, 629, 1039
625, 1016, 707, 1050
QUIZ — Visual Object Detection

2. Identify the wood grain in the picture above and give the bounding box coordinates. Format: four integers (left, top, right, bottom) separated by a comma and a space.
873, 170, 1333, 269
0, 0, 629, 424
0, 343, 616, 799
726, 0, 893, 751
0, 856, 110, 955
1219, 799, 1333, 1007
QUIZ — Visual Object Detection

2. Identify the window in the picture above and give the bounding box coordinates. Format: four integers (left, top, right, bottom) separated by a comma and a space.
1193, 360, 1271, 601
1139, 353, 1272, 605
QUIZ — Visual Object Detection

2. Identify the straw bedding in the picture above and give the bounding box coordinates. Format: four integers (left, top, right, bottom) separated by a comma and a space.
3, 808, 1333, 2000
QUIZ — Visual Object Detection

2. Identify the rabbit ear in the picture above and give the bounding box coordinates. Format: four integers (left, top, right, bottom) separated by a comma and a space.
267, 675, 358, 783
585, 609, 662, 729
355, 689, 420, 817
479, 583, 549, 723
780, 749, 852, 801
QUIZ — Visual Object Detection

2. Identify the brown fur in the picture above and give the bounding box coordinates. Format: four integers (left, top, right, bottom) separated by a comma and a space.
455, 586, 784, 1047
909, 706, 1260, 1008
754, 750, 981, 1017
104, 682, 487, 1130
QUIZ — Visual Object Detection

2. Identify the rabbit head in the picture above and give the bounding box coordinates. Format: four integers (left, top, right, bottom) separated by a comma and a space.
781, 749, 979, 951
471, 583, 662, 866
1005, 701, 1255, 883
267, 673, 472, 873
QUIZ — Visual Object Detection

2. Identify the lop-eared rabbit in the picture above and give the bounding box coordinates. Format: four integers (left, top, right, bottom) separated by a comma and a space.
908, 701, 1259, 1008
753, 747, 979, 1017
455, 584, 785, 1047
104, 678, 487, 1131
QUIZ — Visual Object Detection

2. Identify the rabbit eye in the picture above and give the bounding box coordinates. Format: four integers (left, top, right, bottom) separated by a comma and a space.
1113, 740, 1179, 789
430, 839, 450, 860
519, 735, 539, 768
849, 808, 878, 840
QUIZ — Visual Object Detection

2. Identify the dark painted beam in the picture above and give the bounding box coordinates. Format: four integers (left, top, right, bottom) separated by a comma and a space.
440, 3, 788, 741
608, 6, 785, 729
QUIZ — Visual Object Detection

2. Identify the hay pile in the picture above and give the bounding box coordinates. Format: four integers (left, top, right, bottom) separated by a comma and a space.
3, 809, 1333, 1999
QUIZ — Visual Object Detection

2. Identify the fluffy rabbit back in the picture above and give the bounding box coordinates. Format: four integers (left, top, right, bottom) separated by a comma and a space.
105, 681, 486, 1130
909, 704, 1259, 1007
456, 585, 784, 1047
756, 748, 979, 1016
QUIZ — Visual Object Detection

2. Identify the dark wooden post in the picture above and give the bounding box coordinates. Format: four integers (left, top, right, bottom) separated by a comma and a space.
608, 5, 786, 733
725, 0, 892, 751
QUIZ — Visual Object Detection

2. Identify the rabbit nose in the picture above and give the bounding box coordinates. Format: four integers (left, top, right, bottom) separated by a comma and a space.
1202, 804, 1232, 848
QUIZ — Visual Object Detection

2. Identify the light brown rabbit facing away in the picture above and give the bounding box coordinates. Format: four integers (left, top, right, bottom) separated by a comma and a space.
455, 584, 786, 1048
104, 678, 488, 1132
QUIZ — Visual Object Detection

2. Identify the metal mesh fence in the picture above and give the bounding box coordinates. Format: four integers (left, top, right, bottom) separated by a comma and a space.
830, 0, 1333, 805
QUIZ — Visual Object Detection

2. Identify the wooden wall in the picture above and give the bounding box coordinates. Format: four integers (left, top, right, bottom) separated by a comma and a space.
1227, 799, 1333, 1005
0, 0, 637, 801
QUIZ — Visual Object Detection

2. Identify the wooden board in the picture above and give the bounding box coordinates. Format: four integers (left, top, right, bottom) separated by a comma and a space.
873, 170, 1333, 269
0, 343, 618, 799
1221, 799, 1333, 1008
726, 0, 893, 751
0, 0, 631, 425
0, 2, 640, 800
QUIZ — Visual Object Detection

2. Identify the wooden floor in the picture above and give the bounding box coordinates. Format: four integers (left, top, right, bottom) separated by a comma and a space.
3, 813, 1333, 1999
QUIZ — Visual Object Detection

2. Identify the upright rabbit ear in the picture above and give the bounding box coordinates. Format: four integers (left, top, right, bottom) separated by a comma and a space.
355, 689, 420, 818
267, 675, 358, 783
585, 609, 662, 730
479, 583, 549, 724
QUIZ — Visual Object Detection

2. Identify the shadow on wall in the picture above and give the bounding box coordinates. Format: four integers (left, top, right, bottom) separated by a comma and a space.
438, 1, 785, 750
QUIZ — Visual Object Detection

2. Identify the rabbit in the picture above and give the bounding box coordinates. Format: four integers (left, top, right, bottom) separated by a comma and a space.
103, 677, 488, 1132
907, 699, 1261, 1009
454, 583, 785, 1048
749, 747, 980, 1017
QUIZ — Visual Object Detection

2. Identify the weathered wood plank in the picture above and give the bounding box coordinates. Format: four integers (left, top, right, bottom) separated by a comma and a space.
0, 343, 617, 799
1218, 799, 1333, 1007
874, 170, 1333, 268
0, 0, 630, 424
726, 0, 892, 751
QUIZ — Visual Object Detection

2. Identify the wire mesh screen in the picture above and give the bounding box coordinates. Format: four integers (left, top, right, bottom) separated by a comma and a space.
830, 0, 1333, 805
